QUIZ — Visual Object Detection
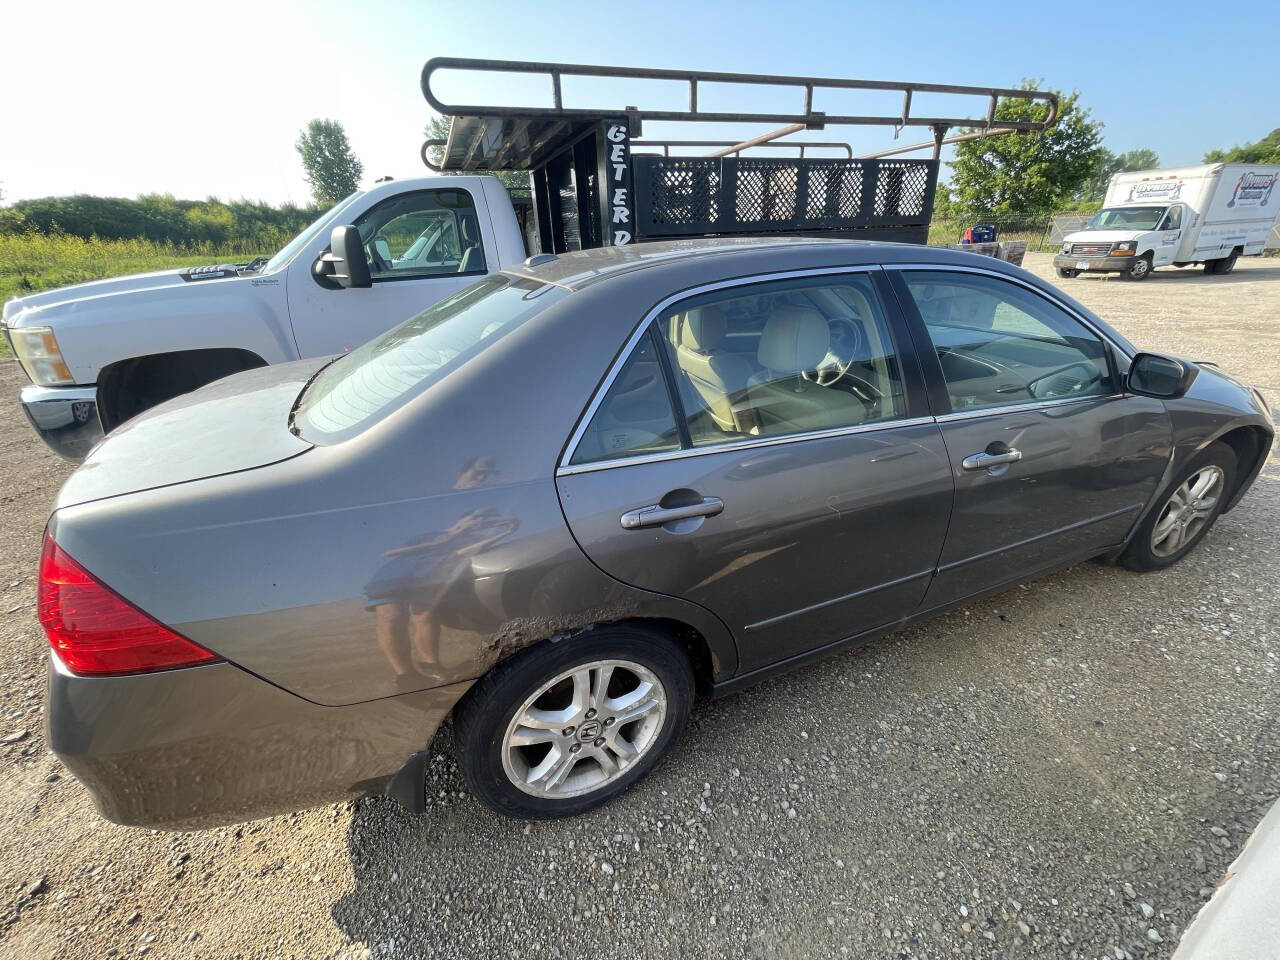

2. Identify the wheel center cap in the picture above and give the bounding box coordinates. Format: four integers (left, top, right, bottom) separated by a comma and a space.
577, 720, 601, 742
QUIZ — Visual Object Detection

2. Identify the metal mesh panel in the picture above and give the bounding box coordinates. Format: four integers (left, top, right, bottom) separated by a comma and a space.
805, 163, 863, 221
735, 161, 798, 223
644, 159, 721, 226
873, 161, 930, 217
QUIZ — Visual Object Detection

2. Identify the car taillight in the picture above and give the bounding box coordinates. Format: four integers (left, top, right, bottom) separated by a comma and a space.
38, 533, 222, 676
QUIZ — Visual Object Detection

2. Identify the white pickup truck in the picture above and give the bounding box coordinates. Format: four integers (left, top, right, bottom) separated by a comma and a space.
1053, 162, 1280, 281
2, 176, 527, 458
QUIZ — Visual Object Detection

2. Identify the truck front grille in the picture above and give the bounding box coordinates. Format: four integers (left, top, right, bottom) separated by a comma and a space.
1070, 241, 1113, 256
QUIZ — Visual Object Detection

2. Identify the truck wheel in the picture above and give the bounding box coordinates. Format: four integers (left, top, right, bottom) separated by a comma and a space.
1124, 254, 1152, 281
1056, 267, 1077, 279
1208, 251, 1239, 275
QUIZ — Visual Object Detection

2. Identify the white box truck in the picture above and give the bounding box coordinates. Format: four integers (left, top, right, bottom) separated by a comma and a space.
1053, 163, 1280, 280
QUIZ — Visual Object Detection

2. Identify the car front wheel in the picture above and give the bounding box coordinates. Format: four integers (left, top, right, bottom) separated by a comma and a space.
453, 624, 693, 819
1121, 441, 1236, 571
1125, 254, 1153, 281
1056, 267, 1077, 279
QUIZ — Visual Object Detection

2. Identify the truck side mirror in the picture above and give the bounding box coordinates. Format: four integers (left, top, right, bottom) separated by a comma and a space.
1126, 352, 1198, 399
314, 225, 372, 289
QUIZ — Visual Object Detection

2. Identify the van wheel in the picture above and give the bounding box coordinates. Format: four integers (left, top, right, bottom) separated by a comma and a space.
1056, 267, 1077, 279
1120, 441, 1236, 571
1124, 254, 1152, 281
453, 624, 694, 819
1206, 251, 1238, 275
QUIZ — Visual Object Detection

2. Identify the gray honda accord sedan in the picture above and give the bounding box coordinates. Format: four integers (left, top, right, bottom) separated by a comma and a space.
41, 239, 1273, 828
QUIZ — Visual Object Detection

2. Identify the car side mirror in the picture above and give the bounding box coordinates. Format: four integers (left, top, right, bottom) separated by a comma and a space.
1126, 352, 1198, 399
314, 225, 372, 289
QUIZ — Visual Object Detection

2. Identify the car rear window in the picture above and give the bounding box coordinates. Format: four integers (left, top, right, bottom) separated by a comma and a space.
293, 274, 565, 443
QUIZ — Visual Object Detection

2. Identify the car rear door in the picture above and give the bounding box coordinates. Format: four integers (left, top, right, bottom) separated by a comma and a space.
887, 267, 1171, 610
555, 269, 953, 675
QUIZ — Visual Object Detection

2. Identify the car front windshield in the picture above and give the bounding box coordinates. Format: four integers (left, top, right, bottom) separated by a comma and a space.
293, 274, 566, 443
264, 192, 364, 273
1085, 206, 1167, 231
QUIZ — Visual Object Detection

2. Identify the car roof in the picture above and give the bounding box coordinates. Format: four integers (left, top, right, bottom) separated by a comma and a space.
501, 237, 1020, 291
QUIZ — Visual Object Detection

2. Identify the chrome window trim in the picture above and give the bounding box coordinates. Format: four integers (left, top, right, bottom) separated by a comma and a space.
556, 260, 1143, 477
933, 393, 1126, 423
890, 262, 1134, 360
558, 415, 938, 476
558, 265, 886, 471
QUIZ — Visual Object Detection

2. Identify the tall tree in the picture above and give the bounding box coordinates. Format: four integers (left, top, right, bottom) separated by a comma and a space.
946, 81, 1104, 220
296, 119, 364, 205
1204, 128, 1280, 164
1080, 147, 1160, 202
425, 115, 529, 191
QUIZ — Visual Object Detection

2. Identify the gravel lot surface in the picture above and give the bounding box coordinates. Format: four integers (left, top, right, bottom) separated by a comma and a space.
0, 252, 1277, 960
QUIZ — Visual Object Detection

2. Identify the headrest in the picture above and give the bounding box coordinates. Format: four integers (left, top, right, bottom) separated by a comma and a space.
460, 217, 476, 243
679, 306, 727, 352
757, 305, 829, 373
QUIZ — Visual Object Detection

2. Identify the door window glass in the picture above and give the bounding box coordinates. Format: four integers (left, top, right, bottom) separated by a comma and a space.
570, 333, 681, 465
352, 188, 487, 280
900, 271, 1113, 413
1160, 205, 1182, 230
655, 274, 907, 446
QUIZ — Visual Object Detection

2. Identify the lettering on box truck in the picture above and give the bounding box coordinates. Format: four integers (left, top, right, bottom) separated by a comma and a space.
1227, 171, 1278, 208
1126, 180, 1183, 202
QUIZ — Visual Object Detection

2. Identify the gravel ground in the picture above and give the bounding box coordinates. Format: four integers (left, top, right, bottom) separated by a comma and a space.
0, 253, 1277, 960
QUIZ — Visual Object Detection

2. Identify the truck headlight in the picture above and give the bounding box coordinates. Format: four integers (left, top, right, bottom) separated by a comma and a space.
1061, 242, 1071, 254
9, 326, 74, 385
1109, 241, 1137, 255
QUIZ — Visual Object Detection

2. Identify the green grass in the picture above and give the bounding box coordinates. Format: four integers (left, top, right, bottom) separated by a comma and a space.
1, 232, 277, 358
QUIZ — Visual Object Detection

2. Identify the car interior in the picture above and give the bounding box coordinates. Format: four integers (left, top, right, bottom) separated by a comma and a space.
359, 193, 487, 279
902, 275, 1113, 412
571, 278, 907, 464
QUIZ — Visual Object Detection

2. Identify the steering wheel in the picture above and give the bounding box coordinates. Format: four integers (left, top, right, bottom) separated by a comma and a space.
804, 316, 862, 387
367, 234, 393, 273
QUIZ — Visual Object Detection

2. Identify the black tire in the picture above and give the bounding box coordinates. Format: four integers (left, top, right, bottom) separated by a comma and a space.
1124, 253, 1153, 281
1120, 441, 1236, 572
453, 624, 694, 819
1056, 267, 1077, 279
1215, 250, 1239, 275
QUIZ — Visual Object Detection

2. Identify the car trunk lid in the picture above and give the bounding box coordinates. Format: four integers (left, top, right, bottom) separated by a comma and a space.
55, 358, 322, 509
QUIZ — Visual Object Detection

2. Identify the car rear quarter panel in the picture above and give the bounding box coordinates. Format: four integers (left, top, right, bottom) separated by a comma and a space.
47, 272, 751, 706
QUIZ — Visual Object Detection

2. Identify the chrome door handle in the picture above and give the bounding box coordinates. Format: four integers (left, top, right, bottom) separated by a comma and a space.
620, 496, 724, 530
962, 448, 1022, 470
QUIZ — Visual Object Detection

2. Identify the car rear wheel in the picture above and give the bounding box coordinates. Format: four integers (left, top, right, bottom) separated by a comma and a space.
453, 624, 693, 819
1120, 441, 1236, 571
1056, 267, 1077, 279
1124, 254, 1152, 281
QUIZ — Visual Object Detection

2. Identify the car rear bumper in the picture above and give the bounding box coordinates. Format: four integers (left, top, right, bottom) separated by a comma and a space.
19, 384, 104, 461
45, 650, 472, 830
1054, 254, 1137, 274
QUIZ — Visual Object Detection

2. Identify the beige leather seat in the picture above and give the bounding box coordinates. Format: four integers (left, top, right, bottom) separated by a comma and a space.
746, 305, 866, 435
673, 306, 755, 435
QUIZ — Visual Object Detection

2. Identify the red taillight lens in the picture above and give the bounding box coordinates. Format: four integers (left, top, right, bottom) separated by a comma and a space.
38, 533, 221, 676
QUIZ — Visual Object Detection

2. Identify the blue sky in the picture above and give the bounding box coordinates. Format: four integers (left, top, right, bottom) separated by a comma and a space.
3, 0, 1277, 205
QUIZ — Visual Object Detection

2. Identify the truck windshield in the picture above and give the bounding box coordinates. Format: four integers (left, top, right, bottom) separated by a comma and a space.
1085, 206, 1167, 231
293, 274, 566, 443
264, 192, 364, 273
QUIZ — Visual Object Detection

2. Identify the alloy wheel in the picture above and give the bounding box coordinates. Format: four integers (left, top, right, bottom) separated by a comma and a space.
1150, 465, 1224, 557
501, 659, 667, 799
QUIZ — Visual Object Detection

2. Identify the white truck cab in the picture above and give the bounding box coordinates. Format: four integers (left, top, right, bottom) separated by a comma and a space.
2, 176, 527, 458
1054, 163, 1280, 281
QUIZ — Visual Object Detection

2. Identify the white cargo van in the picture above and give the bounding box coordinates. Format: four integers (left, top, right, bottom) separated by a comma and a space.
1054, 163, 1280, 280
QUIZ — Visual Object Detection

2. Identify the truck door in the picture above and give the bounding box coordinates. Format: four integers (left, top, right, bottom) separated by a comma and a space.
1153, 204, 1184, 265
287, 186, 496, 357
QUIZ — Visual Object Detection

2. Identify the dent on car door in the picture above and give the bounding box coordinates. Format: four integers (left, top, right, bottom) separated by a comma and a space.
555, 270, 953, 674
888, 269, 1172, 609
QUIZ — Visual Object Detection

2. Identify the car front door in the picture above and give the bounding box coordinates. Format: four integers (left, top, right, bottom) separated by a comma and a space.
555, 269, 954, 675
888, 268, 1171, 610
287, 187, 494, 357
